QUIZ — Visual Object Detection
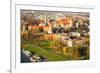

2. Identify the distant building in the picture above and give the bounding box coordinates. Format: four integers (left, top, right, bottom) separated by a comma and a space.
69, 32, 80, 37
67, 40, 73, 47
56, 18, 73, 29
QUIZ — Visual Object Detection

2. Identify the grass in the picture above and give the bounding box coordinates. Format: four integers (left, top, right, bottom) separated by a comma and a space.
22, 41, 71, 61
21, 34, 90, 61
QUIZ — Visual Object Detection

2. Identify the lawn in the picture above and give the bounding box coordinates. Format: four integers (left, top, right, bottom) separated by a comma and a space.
21, 34, 90, 62
21, 39, 71, 61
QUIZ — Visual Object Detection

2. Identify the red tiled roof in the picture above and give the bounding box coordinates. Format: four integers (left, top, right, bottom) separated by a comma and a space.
57, 18, 72, 25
